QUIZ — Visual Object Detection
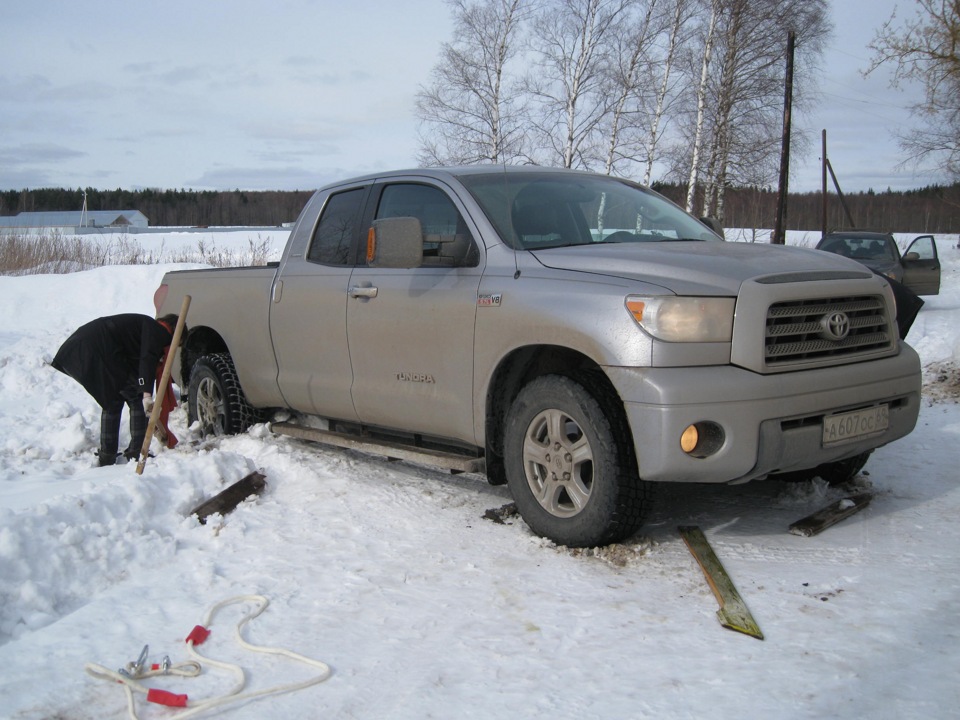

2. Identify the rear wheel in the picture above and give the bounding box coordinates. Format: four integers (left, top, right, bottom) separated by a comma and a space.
188, 353, 260, 436
504, 375, 647, 547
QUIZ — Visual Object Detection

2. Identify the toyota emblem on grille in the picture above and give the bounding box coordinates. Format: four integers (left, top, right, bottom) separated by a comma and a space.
820, 311, 850, 341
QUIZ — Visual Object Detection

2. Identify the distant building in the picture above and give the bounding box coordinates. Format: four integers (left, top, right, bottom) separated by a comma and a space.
0, 210, 149, 235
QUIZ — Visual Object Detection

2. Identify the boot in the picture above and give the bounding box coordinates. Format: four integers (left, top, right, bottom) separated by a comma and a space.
96, 449, 118, 467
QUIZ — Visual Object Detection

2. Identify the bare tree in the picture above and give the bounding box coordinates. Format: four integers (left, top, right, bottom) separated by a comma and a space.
676, 0, 829, 220
867, 0, 960, 178
685, 0, 720, 212
527, 0, 633, 168
642, 0, 695, 185
416, 0, 532, 165
599, 0, 664, 176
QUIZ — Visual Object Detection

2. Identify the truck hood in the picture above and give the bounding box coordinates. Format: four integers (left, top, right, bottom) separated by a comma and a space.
530, 241, 871, 295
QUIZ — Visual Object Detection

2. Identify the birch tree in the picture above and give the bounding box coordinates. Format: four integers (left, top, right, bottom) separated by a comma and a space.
642, 0, 694, 185
416, 0, 532, 165
600, 0, 662, 175
672, 0, 828, 220
700, 0, 829, 219
527, 0, 633, 168
685, 0, 720, 212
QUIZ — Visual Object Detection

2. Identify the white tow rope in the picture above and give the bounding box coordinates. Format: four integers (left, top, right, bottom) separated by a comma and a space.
85, 595, 332, 719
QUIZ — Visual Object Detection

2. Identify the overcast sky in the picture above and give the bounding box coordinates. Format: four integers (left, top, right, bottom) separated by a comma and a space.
0, 0, 944, 194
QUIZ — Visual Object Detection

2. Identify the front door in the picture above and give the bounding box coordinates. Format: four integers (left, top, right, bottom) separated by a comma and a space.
902, 234, 941, 296
346, 180, 483, 444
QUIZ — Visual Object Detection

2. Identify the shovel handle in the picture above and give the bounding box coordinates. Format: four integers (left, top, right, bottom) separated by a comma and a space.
136, 295, 191, 475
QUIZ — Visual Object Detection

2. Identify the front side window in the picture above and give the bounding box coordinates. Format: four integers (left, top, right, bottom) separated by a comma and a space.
375, 184, 478, 267
307, 187, 366, 265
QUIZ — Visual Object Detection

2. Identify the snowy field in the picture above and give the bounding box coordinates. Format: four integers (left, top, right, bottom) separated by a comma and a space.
0, 229, 958, 719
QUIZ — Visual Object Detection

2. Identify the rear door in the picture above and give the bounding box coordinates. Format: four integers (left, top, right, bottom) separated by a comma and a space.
346, 179, 483, 444
270, 184, 369, 420
902, 235, 941, 296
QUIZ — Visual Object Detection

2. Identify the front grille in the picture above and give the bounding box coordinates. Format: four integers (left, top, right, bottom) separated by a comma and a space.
765, 295, 894, 366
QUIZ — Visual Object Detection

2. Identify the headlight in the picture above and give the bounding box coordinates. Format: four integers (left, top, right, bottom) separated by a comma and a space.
625, 296, 735, 342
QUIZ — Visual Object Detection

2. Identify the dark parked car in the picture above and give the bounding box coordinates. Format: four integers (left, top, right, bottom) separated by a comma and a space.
815, 230, 940, 296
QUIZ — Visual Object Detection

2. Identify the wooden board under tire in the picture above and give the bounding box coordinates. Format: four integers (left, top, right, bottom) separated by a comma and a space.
788, 493, 873, 537
189, 470, 267, 524
679, 525, 764, 640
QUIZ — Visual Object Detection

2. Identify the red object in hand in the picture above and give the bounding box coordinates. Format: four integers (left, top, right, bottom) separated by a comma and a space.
185, 625, 210, 646
147, 688, 188, 707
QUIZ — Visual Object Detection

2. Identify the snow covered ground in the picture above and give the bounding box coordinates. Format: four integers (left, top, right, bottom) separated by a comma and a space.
0, 230, 958, 719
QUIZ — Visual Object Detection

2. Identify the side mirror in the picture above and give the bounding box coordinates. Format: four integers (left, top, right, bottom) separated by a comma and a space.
367, 217, 423, 268
903, 251, 920, 262
699, 216, 724, 237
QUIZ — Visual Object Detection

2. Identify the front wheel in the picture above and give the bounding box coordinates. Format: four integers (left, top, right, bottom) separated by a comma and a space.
188, 353, 261, 436
504, 375, 647, 547
816, 451, 873, 486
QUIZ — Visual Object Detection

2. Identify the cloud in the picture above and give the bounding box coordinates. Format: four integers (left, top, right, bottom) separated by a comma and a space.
188, 165, 335, 191
281, 55, 373, 86
0, 74, 54, 101
0, 143, 86, 166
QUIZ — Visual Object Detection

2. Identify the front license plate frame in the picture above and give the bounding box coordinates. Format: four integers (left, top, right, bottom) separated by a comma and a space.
822, 404, 889, 446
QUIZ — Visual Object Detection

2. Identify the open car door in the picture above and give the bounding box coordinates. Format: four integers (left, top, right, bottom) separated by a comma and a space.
901, 235, 940, 296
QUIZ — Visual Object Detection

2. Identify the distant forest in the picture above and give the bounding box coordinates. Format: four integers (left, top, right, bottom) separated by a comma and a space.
3, 183, 960, 235
0, 188, 313, 228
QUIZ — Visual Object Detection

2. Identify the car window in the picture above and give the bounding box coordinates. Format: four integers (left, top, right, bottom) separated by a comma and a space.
374, 183, 479, 267
307, 187, 366, 265
459, 172, 719, 250
820, 236, 896, 261
906, 235, 937, 260
875, 240, 898, 261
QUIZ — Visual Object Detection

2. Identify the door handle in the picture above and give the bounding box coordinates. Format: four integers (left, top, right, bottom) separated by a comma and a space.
349, 285, 378, 299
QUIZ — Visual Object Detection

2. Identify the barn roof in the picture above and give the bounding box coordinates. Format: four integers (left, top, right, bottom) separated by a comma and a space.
0, 210, 149, 228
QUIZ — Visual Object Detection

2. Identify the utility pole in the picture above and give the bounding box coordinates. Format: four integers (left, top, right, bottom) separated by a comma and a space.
772, 30, 795, 245
821, 130, 828, 239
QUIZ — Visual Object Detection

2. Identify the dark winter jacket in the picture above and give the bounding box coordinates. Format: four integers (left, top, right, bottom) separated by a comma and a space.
51, 314, 173, 408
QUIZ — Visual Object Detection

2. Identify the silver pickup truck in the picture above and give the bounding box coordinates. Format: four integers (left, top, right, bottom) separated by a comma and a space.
154, 166, 921, 547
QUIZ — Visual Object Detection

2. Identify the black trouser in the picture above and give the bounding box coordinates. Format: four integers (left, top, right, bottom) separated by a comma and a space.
99, 387, 146, 463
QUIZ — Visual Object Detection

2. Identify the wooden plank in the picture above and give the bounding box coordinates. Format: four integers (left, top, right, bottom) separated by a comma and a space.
679, 526, 764, 640
788, 493, 873, 537
189, 470, 267, 524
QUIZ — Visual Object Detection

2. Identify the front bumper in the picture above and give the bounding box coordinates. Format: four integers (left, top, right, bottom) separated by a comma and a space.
606, 345, 921, 483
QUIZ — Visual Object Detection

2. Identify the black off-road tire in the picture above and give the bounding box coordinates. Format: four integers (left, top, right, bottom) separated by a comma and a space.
503, 374, 647, 547
816, 450, 873, 487
188, 353, 261, 436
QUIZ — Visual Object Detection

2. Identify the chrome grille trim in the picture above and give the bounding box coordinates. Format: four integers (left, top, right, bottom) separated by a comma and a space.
765, 295, 893, 366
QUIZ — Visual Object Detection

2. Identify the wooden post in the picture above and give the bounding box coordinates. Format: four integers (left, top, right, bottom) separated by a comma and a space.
771, 30, 795, 245
826, 158, 858, 229
136, 295, 191, 475
821, 129, 828, 239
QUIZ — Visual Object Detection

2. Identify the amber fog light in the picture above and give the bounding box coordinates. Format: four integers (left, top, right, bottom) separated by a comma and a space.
680, 422, 725, 458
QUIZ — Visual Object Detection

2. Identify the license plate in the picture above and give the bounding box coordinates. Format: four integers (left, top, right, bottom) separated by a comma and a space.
822, 405, 889, 445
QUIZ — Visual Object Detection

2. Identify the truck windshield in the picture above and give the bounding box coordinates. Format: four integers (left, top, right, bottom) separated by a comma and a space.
458, 172, 721, 250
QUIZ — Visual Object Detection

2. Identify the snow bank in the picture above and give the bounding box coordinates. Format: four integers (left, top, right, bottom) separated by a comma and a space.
0, 233, 958, 719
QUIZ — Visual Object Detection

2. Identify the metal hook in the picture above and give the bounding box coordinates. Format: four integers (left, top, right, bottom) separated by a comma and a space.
118, 644, 149, 678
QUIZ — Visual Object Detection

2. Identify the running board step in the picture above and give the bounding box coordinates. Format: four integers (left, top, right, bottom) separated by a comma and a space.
270, 422, 486, 474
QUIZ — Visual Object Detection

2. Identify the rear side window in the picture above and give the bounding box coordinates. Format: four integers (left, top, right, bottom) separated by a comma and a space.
307, 187, 366, 265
